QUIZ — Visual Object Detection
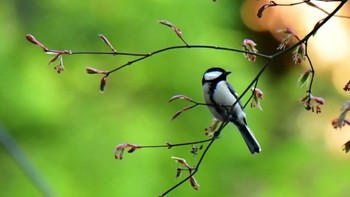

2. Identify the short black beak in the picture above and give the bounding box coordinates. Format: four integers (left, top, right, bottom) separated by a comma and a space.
225, 71, 231, 76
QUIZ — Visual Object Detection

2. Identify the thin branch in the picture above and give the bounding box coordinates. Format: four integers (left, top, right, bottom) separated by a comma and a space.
159, 121, 229, 197
271, 0, 348, 57
106, 44, 271, 74
304, 42, 316, 95
139, 138, 213, 149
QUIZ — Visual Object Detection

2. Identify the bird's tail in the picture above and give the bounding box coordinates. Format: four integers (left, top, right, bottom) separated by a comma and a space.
237, 124, 261, 154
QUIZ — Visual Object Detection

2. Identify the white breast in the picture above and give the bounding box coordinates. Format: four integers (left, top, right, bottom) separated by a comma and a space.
203, 81, 246, 123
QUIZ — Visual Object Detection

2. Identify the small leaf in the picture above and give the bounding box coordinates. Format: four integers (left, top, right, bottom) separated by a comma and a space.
292, 43, 306, 64
297, 69, 312, 88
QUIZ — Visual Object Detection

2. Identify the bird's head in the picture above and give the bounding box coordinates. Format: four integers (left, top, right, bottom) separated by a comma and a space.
202, 67, 231, 84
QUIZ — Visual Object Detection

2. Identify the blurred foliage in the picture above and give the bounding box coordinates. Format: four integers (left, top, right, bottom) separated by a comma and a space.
0, 0, 349, 197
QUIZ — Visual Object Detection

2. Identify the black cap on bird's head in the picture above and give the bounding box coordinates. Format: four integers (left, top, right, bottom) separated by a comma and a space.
202, 67, 231, 84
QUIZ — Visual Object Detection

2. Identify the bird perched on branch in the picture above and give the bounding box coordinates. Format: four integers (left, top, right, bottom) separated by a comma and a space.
202, 67, 261, 154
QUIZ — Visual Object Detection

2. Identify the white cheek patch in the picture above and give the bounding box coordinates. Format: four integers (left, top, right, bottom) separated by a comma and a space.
204, 71, 222, 80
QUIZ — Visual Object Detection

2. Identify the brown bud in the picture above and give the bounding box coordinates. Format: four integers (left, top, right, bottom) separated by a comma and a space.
100, 75, 108, 93
168, 95, 193, 103
189, 176, 200, 190
26, 34, 48, 51
311, 96, 325, 105
98, 34, 118, 53
86, 67, 108, 74
257, 1, 277, 18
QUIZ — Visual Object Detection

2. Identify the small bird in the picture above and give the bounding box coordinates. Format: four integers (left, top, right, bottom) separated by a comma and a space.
202, 67, 261, 154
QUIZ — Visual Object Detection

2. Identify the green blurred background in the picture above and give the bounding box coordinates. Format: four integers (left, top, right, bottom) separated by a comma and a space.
1, 0, 349, 196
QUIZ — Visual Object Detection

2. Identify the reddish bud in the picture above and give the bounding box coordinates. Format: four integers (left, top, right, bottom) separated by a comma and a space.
168, 95, 193, 103
158, 20, 188, 46
159, 20, 182, 37
170, 109, 186, 121
311, 95, 325, 105
253, 88, 264, 99
251, 88, 264, 110
242, 39, 258, 62
169, 95, 198, 121
114, 143, 141, 160
170, 104, 197, 121
300, 93, 324, 114
171, 157, 191, 169
98, 34, 118, 53
171, 156, 200, 190
257, 1, 277, 18
242, 39, 257, 47
189, 176, 200, 190
26, 34, 48, 51
86, 67, 108, 74
100, 75, 109, 93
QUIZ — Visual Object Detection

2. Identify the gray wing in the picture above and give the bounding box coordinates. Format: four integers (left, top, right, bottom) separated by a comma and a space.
226, 82, 245, 111
226, 83, 261, 154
